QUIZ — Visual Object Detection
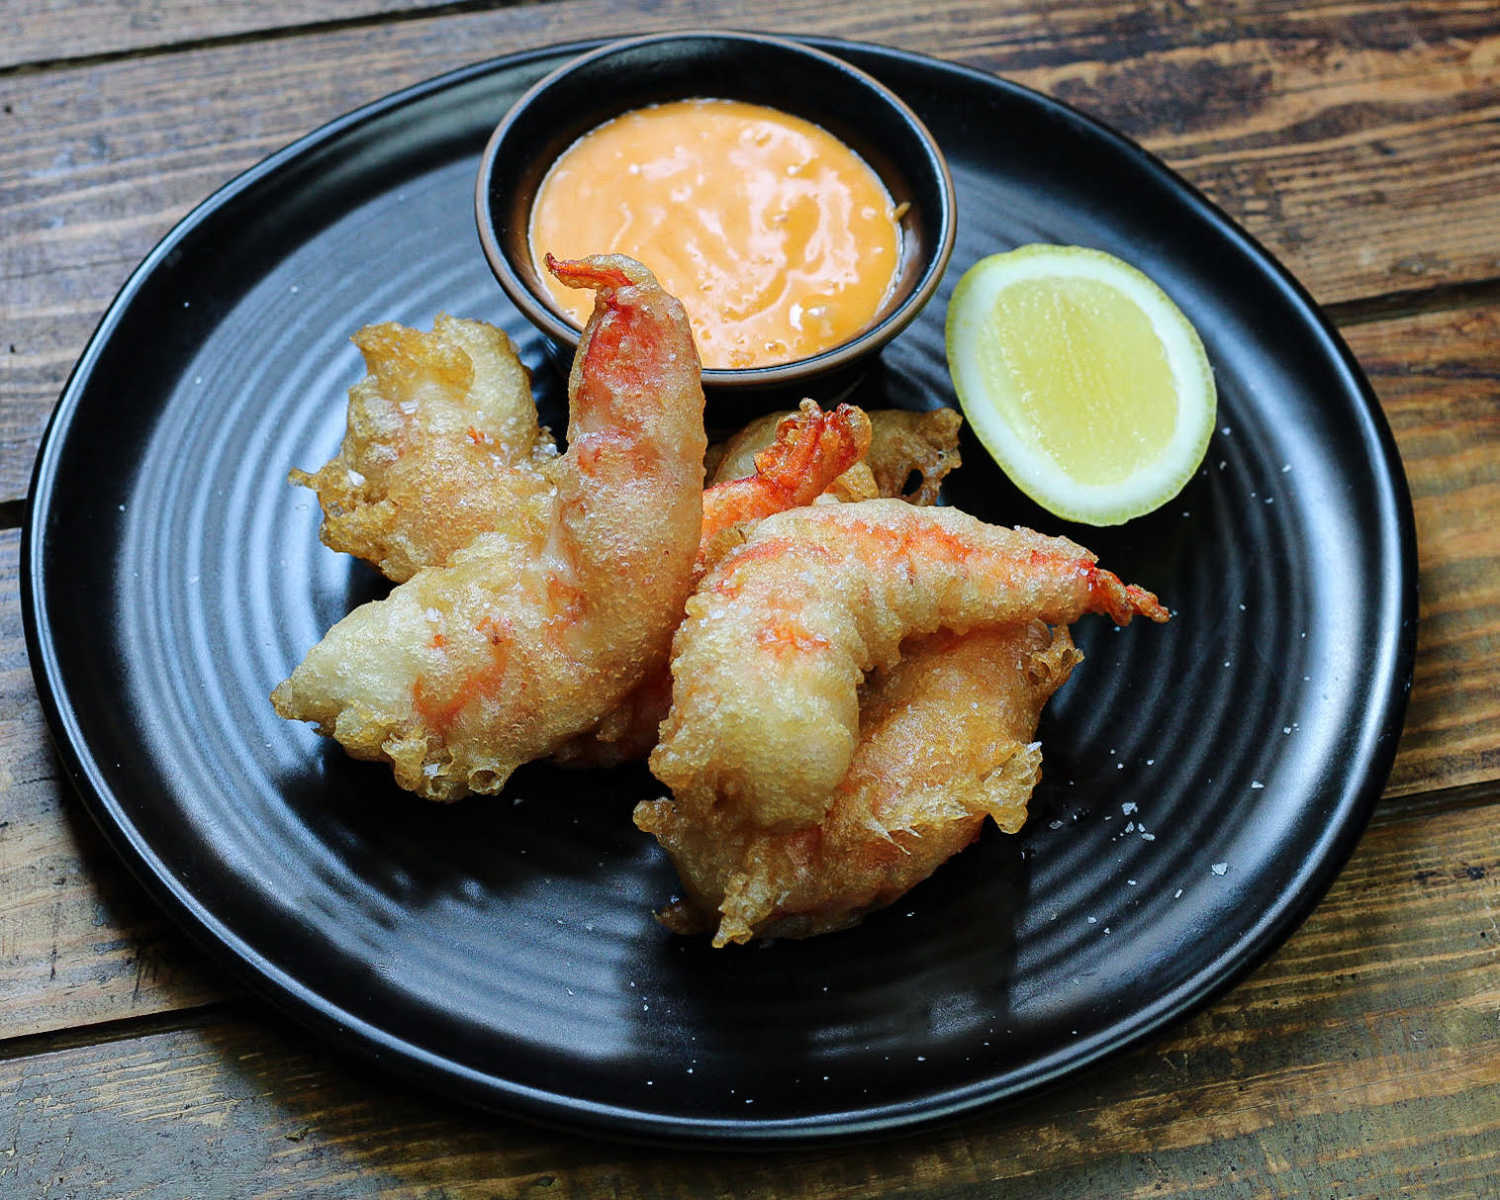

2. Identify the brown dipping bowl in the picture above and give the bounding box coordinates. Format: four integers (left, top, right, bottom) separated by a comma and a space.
475, 30, 956, 402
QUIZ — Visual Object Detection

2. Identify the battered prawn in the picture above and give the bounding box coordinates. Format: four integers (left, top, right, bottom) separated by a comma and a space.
272, 255, 705, 801
636, 622, 1080, 945
553, 399, 872, 767
290, 314, 553, 582
649, 500, 1168, 830
695, 399, 872, 573
707, 406, 962, 505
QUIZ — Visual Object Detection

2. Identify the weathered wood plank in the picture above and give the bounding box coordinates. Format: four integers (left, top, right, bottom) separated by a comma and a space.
4, 799, 1498, 1199
3, 300, 1496, 1043
0, 0, 457, 71
3, 0, 1498, 500
1345, 305, 1500, 798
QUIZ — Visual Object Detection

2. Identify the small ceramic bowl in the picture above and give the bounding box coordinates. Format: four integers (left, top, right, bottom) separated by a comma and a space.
475, 30, 955, 397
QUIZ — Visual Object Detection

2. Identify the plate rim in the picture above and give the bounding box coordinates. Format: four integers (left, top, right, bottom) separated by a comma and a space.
21, 33, 1418, 1146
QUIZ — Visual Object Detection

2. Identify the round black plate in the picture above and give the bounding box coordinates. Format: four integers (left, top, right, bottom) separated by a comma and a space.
23, 38, 1415, 1144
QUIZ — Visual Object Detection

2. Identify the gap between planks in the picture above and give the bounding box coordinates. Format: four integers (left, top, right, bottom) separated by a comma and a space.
1371, 776, 1500, 827
0, 0, 539, 78
1322, 276, 1500, 329
0, 1000, 231, 1064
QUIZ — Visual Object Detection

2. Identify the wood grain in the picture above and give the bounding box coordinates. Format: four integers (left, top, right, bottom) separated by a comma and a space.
1346, 304, 1500, 799
3, 299, 1497, 1044
4, 3, 1497, 1194
0, 0, 458, 71
3, 0, 1499, 501
4, 798, 1499, 1199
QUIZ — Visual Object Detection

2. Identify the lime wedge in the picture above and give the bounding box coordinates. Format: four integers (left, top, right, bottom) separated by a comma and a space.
945, 244, 1216, 525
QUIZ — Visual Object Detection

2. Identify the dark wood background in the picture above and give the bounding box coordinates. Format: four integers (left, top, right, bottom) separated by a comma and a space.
2, 1, 1498, 1195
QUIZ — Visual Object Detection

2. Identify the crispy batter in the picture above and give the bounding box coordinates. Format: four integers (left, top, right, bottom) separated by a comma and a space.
552, 400, 872, 768
636, 622, 1080, 945
291, 315, 554, 582
272, 256, 706, 800
650, 500, 1168, 831
708, 406, 962, 505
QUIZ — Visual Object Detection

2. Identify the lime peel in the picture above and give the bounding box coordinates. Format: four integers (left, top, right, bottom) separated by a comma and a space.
945, 244, 1216, 525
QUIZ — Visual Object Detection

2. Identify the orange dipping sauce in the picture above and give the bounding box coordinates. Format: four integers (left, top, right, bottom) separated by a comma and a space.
529, 98, 903, 370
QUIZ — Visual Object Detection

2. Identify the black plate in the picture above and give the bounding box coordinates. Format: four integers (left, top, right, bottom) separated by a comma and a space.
23, 38, 1415, 1144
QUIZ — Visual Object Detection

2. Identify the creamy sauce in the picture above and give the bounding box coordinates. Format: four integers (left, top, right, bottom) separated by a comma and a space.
530, 98, 902, 369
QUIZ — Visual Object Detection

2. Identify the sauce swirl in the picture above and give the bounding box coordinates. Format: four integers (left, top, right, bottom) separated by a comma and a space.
530, 98, 902, 369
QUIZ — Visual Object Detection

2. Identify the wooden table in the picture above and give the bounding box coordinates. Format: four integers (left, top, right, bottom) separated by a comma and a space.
3, 1, 1498, 1194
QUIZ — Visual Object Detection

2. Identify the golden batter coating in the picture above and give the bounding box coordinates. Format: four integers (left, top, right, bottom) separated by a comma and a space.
650, 500, 1168, 832
272, 256, 706, 801
291, 315, 554, 582
708, 405, 962, 505
636, 622, 1080, 945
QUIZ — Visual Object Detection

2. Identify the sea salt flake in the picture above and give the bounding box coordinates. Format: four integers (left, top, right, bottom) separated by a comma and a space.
1251, 780, 1265, 789
1122, 802, 1138, 815
1211, 862, 1229, 876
